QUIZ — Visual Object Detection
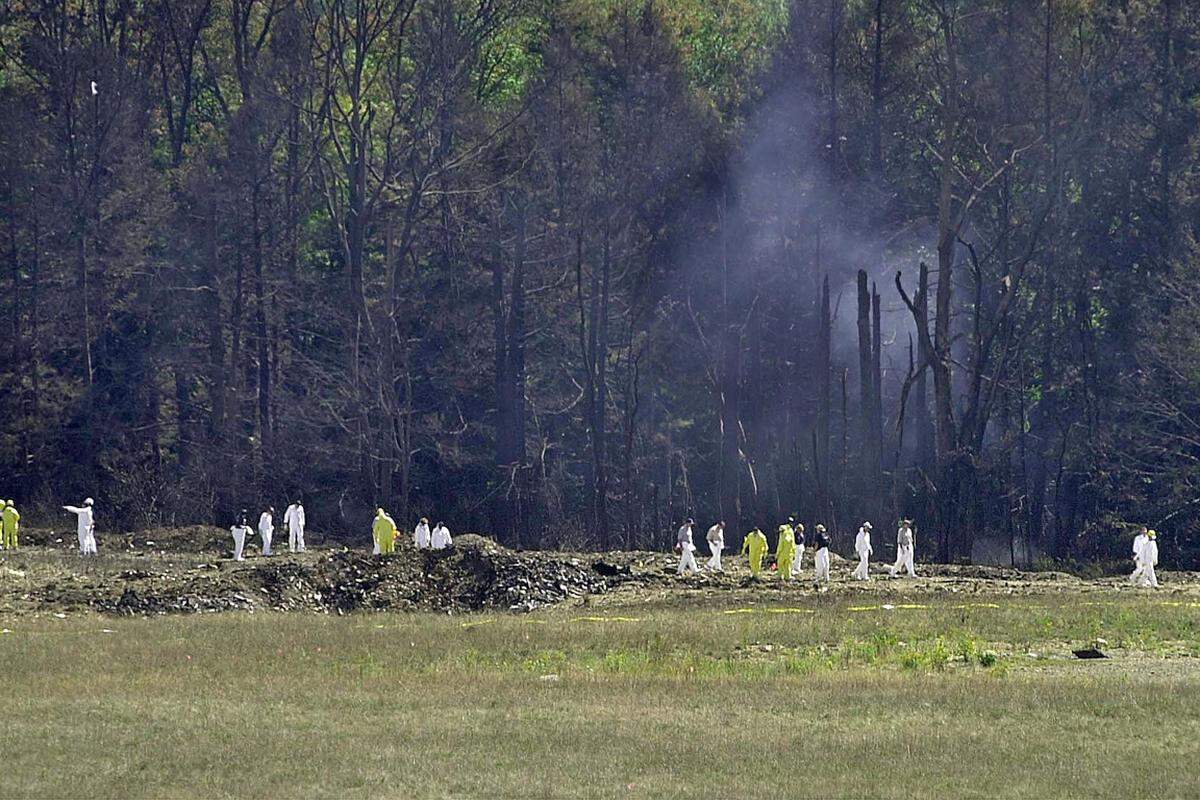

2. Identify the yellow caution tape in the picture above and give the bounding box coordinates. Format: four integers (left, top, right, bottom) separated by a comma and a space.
570, 616, 643, 623
460, 619, 498, 629
722, 607, 814, 616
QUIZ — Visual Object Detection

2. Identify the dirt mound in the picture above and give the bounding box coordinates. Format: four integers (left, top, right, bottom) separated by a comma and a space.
1, 534, 651, 616
5, 529, 1198, 618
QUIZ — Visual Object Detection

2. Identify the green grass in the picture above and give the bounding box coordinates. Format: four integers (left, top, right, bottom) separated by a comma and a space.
1, 596, 1198, 798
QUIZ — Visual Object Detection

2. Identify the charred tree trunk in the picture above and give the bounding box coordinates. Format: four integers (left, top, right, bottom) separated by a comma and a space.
914, 262, 933, 468
508, 197, 529, 547
719, 322, 743, 540
491, 209, 513, 546
872, 284, 884, 479
591, 220, 611, 550
816, 274, 831, 495
870, 0, 884, 174
856, 270, 874, 493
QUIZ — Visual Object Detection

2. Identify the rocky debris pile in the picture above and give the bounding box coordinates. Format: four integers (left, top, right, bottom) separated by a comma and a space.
0, 534, 657, 617
231, 534, 644, 614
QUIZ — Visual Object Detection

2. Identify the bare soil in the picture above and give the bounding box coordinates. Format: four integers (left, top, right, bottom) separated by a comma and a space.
1, 526, 1196, 616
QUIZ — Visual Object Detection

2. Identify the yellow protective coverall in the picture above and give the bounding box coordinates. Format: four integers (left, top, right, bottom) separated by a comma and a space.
776, 524, 796, 580
373, 511, 397, 555
741, 529, 769, 577
1, 502, 17, 550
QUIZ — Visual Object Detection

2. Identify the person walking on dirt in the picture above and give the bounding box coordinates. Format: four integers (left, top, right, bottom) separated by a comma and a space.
1129, 527, 1149, 584
705, 521, 725, 572
413, 517, 432, 549
1, 500, 19, 550
64, 498, 97, 555
258, 507, 275, 556
889, 519, 916, 578
853, 522, 873, 581
776, 522, 797, 581
791, 523, 806, 578
813, 524, 832, 586
285, 501, 306, 553
373, 508, 397, 555
1135, 529, 1159, 588
431, 522, 452, 550
741, 527, 768, 577
675, 519, 700, 576
231, 513, 251, 561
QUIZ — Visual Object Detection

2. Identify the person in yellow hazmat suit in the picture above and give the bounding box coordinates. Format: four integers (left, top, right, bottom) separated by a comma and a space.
776, 522, 797, 580
1, 500, 17, 550
741, 527, 769, 577
373, 508, 397, 555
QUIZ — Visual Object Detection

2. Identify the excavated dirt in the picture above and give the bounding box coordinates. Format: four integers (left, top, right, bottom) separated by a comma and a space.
1, 526, 1197, 617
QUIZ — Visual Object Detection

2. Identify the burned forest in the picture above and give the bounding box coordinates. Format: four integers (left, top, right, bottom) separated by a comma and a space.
1, 0, 1199, 567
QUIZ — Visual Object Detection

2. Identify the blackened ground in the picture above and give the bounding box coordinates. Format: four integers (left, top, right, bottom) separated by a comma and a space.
0, 527, 1196, 616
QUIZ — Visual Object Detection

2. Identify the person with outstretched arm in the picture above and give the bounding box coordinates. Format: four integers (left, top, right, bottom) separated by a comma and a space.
63, 498, 97, 555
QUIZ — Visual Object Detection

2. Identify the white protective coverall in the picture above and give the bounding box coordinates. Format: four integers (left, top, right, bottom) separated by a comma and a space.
791, 528, 806, 578
414, 520, 432, 549
431, 524, 452, 550
285, 503, 306, 552
258, 511, 274, 556
231, 524, 251, 561
705, 524, 725, 571
889, 523, 916, 577
814, 549, 831, 584
1136, 534, 1160, 588
1129, 531, 1149, 584
676, 523, 699, 575
64, 500, 97, 555
853, 525, 873, 580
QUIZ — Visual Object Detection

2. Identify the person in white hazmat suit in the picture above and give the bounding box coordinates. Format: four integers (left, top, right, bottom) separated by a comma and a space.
431, 522, 452, 550
812, 524, 831, 586
1135, 529, 1160, 588
284, 501, 306, 553
413, 517, 432, 549
258, 507, 275, 556
63, 498, 97, 555
676, 519, 699, 576
889, 519, 916, 577
1129, 527, 1149, 585
231, 512, 251, 561
704, 521, 725, 572
791, 523, 806, 578
853, 522, 873, 580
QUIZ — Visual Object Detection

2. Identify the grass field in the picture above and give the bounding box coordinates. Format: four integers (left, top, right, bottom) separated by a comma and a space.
1, 595, 1198, 799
